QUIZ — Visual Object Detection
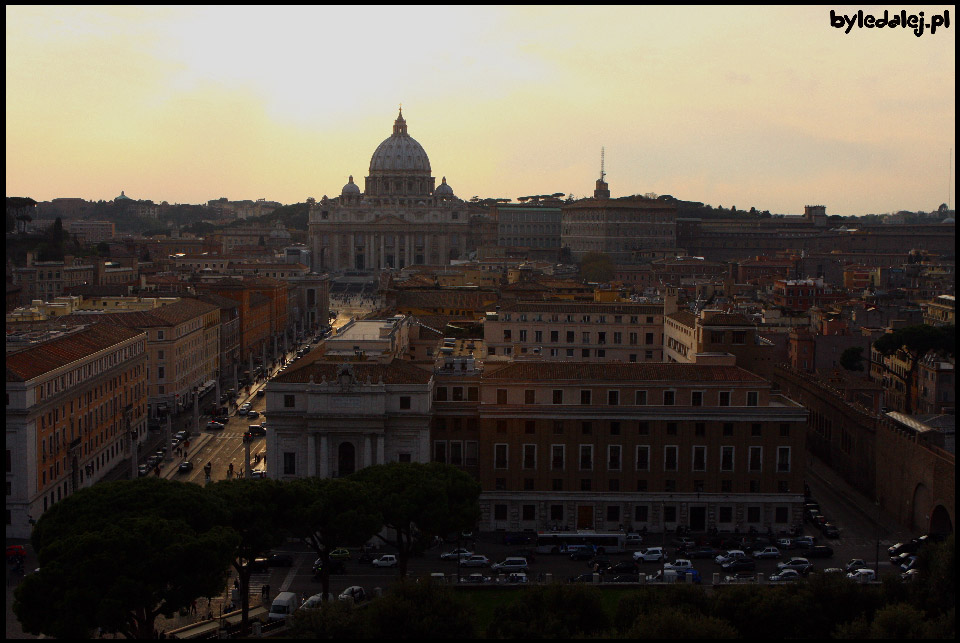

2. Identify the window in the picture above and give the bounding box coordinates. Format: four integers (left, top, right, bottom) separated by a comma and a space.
629, 332, 638, 345
497, 389, 507, 405
519, 330, 527, 342
551, 504, 564, 521
582, 332, 590, 344
553, 420, 563, 434
778, 480, 790, 493
608, 445, 621, 470
494, 444, 508, 469
552, 389, 563, 404
719, 506, 733, 523
522, 504, 536, 521
551, 445, 565, 470
747, 391, 759, 407
779, 423, 790, 437
638, 421, 649, 436
284, 395, 295, 408
606, 505, 620, 521
693, 446, 706, 471
581, 421, 592, 435
710, 330, 725, 343
664, 506, 677, 522
157, 367, 164, 379
523, 444, 536, 469
613, 332, 622, 344
664, 479, 676, 492
747, 507, 761, 523
645, 332, 654, 345
636, 479, 648, 491
580, 390, 591, 405
400, 396, 411, 409
723, 423, 734, 437
494, 504, 507, 520
552, 478, 564, 490
524, 390, 535, 404
465, 441, 478, 466
452, 387, 463, 401
566, 331, 575, 343
732, 331, 746, 345
598, 332, 606, 345
435, 387, 448, 401
636, 446, 650, 471
751, 423, 762, 437
579, 445, 593, 470
666, 422, 677, 435
663, 390, 675, 405
721, 479, 732, 493
610, 421, 620, 435
608, 390, 619, 405
550, 330, 559, 343
695, 422, 705, 437
775, 506, 789, 523
721, 446, 734, 471
434, 441, 447, 463
581, 348, 589, 358
746, 446, 763, 472
635, 390, 647, 405
496, 420, 507, 433
634, 505, 648, 522
524, 420, 535, 434
450, 441, 462, 465
777, 446, 791, 472
664, 446, 678, 471
719, 391, 731, 407
283, 452, 296, 475
580, 478, 592, 491
503, 330, 511, 341
691, 391, 703, 407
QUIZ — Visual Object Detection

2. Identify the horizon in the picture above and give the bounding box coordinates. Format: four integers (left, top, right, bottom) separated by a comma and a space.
6, 6, 956, 216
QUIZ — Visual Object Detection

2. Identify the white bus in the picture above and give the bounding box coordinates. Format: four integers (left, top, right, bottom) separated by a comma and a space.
534, 531, 627, 555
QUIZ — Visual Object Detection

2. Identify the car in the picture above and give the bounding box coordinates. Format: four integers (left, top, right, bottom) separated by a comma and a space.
338, 585, 366, 604
246, 410, 260, 420
7, 545, 27, 560
778, 557, 814, 575
569, 573, 597, 583
672, 536, 697, 549
821, 523, 840, 539
503, 533, 533, 545
899, 555, 920, 572
491, 557, 528, 572
715, 550, 747, 565
633, 547, 665, 563
370, 554, 400, 567
721, 558, 756, 572
267, 553, 294, 567
611, 560, 638, 574
687, 546, 718, 559
624, 533, 643, 548
313, 558, 347, 575
663, 559, 693, 572
301, 593, 335, 609
312, 338, 321, 344
246, 557, 270, 572
794, 536, 816, 549
812, 515, 829, 528
510, 549, 537, 563
138, 464, 149, 477
569, 547, 598, 561
206, 421, 225, 430
845, 559, 868, 573
586, 556, 613, 570
752, 546, 782, 559
461, 573, 491, 584
256, 389, 266, 397
504, 572, 528, 584
821, 568, 845, 575
178, 461, 194, 473
888, 541, 918, 558
805, 545, 834, 558
249, 470, 268, 479
440, 548, 474, 561
460, 555, 491, 568
847, 568, 877, 583
612, 573, 640, 583
776, 538, 795, 550
329, 547, 351, 561
769, 569, 802, 583
247, 424, 267, 437
146, 455, 160, 468
242, 432, 254, 443
901, 569, 921, 582
724, 572, 757, 584
213, 415, 229, 425
175, 430, 188, 440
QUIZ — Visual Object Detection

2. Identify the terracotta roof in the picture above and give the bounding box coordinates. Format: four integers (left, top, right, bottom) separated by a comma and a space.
666, 311, 697, 327
272, 358, 433, 385
395, 290, 497, 311
57, 298, 218, 329
700, 313, 754, 327
499, 301, 662, 314
483, 362, 764, 383
188, 292, 240, 311
6, 323, 144, 382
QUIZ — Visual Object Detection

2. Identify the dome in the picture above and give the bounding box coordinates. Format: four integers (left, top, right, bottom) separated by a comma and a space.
115, 190, 132, 201
435, 176, 454, 196
943, 217, 955, 224
269, 221, 291, 239
369, 109, 431, 174
341, 175, 361, 196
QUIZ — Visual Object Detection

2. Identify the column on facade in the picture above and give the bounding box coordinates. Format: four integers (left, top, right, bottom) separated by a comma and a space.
307, 433, 317, 476
439, 234, 448, 266
419, 431, 429, 463
379, 234, 385, 269
331, 233, 338, 271
406, 233, 413, 266
376, 434, 385, 465
423, 233, 430, 265
363, 435, 372, 468
349, 233, 355, 270
319, 435, 329, 478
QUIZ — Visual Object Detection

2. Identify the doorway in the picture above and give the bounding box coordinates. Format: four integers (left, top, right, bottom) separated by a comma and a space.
690, 506, 706, 531
338, 441, 356, 477
577, 505, 594, 529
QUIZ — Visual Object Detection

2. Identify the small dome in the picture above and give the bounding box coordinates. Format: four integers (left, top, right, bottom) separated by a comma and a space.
435, 176, 454, 196
115, 190, 132, 201
942, 217, 955, 224
342, 175, 361, 196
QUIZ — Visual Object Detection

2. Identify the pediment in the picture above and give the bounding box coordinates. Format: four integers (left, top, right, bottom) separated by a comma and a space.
371, 214, 410, 225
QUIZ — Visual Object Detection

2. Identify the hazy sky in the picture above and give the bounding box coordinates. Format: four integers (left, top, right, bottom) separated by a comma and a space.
6, 5, 956, 214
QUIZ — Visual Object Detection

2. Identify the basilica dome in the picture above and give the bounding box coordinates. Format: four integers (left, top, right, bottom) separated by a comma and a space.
341, 175, 361, 196
369, 109, 431, 174
435, 176, 454, 197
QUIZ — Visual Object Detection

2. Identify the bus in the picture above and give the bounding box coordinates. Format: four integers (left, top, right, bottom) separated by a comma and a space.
534, 531, 627, 555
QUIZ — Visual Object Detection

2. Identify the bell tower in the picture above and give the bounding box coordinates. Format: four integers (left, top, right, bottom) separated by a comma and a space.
594, 146, 610, 199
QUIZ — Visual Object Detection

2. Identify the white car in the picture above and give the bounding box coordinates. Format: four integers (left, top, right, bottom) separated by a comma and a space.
847, 568, 876, 583
769, 569, 801, 582
371, 554, 398, 568
633, 547, 665, 562
715, 550, 746, 565
459, 555, 491, 568
338, 585, 366, 603
663, 559, 693, 571
440, 548, 474, 561
752, 546, 782, 559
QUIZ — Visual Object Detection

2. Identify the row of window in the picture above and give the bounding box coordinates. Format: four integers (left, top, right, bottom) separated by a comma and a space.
500, 313, 658, 324
493, 476, 791, 494
438, 419, 791, 439
501, 330, 659, 345
495, 388, 759, 407
492, 503, 791, 526
489, 347, 657, 359
488, 443, 792, 473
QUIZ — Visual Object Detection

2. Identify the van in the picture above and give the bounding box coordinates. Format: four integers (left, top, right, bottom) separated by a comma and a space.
268, 591, 301, 621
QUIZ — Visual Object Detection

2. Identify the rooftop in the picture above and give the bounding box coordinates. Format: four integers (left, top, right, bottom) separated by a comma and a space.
6, 323, 144, 382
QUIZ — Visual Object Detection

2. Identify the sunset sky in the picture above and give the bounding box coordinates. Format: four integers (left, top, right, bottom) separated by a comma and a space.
6, 5, 956, 215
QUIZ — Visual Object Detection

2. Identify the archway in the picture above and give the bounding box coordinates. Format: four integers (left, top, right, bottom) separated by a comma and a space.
338, 441, 356, 477
911, 483, 933, 532
929, 504, 953, 535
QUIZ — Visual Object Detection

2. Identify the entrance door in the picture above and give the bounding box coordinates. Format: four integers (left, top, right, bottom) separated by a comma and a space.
338, 442, 356, 477
577, 505, 594, 529
690, 506, 706, 531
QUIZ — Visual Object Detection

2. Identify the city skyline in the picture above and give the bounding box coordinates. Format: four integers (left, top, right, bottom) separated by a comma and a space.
6, 5, 956, 215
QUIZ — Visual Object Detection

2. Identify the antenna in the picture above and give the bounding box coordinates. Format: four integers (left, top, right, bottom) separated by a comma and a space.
600, 147, 606, 182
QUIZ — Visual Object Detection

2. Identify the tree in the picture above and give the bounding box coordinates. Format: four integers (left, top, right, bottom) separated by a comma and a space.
486, 584, 609, 638
288, 599, 361, 638
283, 477, 382, 602
627, 607, 738, 639
14, 478, 237, 639
349, 463, 480, 578
579, 251, 614, 283
840, 346, 865, 371
207, 478, 289, 634
868, 603, 928, 638
364, 580, 477, 639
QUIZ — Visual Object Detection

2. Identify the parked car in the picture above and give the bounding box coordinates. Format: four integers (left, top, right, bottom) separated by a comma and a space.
256, 389, 266, 397
312, 558, 347, 575
213, 415, 229, 425
633, 547, 666, 563
175, 430, 188, 440
178, 461, 193, 473
778, 557, 814, 575
714, 550, 747, 565
900, 555, 919, 572
504, 572, 528, 584
845, 559, 867, 573
663, 559, 694, 572
247, 557, 270, 572
821, 523, 840, 539
769, 569, 802, 583
371, 555, 398, 568
724, 572, 757, 583
569, 573, 597, 583
328, 547, 351, 561
672, 536, 697, 549
461, 573, 491, 584
510, 549, 537, 563
890, 551, 914, 567
752, 546, 782, 559
721, 558, 756, 572
687, 546, 718, 559
847, 568, 877, 583
460, 555, 491, 568
624, 533, 643, 548
138, 464, 148, 477
569, 547, 598, 561
246, 410, 260, 420
267, 553, 294, 567
611, 560, 638, 574
804, 545, 834, 558
491, 557, 528, 573
776, 538, 795, 550
901, 569, 921, 582
612, 574, 640, 583
6, 545, 27, 560
338, 585, 366, 604
440, 548, 474, 561
206, 421, 225, 430
794, 536, 816, 549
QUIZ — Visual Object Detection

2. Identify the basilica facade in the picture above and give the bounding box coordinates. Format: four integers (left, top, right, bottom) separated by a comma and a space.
309, 110, 485, 272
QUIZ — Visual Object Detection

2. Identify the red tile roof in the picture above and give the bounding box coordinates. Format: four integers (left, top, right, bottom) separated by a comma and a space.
700, 313, 754, 327
6, 323, 144, 382
272, 358, 433, 385
483, 362, 764, 383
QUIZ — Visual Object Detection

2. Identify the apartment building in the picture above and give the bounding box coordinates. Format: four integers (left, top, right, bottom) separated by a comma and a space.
66, 220, 116, 245
470, 362, 807, 532
11, 256, 95, 306
924, 294, 955, 326
6, 323, 148, 538
664, 306, 777, 380
771, 277, 845, 313
484, 301, 664, 362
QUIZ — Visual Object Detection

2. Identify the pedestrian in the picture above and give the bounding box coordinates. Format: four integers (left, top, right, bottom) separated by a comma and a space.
191, 599, 197, 615
234, 578, 239, 590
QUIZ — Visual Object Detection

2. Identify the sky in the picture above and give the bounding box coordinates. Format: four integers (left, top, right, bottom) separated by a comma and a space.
6, 5, 956, 215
